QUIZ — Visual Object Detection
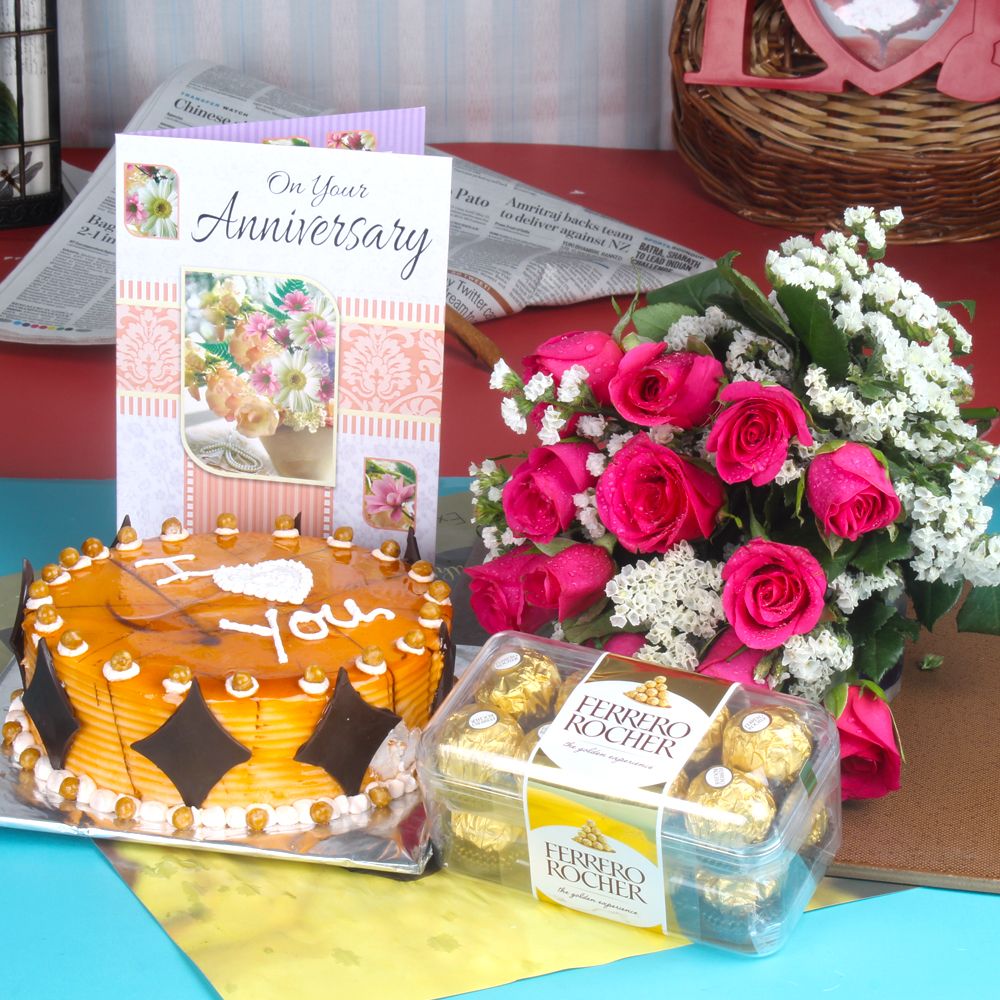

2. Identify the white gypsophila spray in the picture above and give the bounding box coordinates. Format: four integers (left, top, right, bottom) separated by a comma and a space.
585, 451, 608, 477
606, 544, 723, 665
538, 405, 568, 445
829, 567, 905, 615
725, 327, 794, 385
782, 627, 855, 704
573, 489, 606, 541
897, 453, 1000, 584
500, 397, 528, 435
556, 364, 590, 404
577, 414, 608, 440
663, 305, 735, 351
523, 371, 555, 402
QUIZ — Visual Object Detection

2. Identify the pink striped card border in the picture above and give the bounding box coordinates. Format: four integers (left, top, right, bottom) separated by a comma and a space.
115, 280, 442, 328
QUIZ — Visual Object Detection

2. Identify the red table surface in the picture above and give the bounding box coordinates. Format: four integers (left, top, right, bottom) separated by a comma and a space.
1, 145, 998, 480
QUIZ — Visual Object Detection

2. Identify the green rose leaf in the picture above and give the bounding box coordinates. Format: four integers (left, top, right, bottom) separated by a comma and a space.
956, 586, 1000, 635
902, 564, 963, 630
561, 605, 638, 645
824, 682, 849, 719
939, 299, 976, 320
646, 264, 730, 313
851, 527, 913, 576
593, 531, 619, 555
532, 537, 577, 558
715, 253, 797, 347
631, 302, 697, 341
846, 596, 897, 646
776, 284, 850, 381
853, 614, 912, 683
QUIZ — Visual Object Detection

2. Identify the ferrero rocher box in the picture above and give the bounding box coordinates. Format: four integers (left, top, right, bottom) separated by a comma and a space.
416, 632, 842, 956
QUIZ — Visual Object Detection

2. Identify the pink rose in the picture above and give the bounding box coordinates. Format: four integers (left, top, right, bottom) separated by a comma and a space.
523, 330, 624, 405
722, 539, 827, 650
595, 434, 724, 553
466, 548, 555, 635
601, 633, 647, 657
522, 544, 616, 620
837, 687, 902, 800
697, 629, 768, 687
502, 442, 597, 544
807, 443, 902, 542
706, 382, 814, 486
608, 344, 723, 428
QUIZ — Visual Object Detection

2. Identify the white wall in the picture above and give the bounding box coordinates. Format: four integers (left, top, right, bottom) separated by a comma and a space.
58, 0, 679, 149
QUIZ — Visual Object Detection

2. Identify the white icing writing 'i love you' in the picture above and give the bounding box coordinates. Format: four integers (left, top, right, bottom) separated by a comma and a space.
218, 602, 396, 665
136, 555, 395, 665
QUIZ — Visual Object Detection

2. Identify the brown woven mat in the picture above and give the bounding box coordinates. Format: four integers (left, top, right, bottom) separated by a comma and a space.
832, 610, 1000, 891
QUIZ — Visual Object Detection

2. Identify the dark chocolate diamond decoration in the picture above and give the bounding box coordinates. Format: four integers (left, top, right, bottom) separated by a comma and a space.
404, 527, 421, 567
432, 622, 456, 714
21, 639, 80, 769
294, 668, 401, 795
294, 511, 302, 534
6, 559, 33, 679
132, 679, 251, 807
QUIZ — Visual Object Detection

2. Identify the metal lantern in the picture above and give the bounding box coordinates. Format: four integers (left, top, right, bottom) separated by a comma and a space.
0, 0, 61, 228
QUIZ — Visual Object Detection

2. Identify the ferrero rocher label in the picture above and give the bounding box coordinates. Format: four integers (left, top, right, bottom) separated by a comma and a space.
522, 653, 737, 933
722, 705, 812, 785
476, 648, 561, 729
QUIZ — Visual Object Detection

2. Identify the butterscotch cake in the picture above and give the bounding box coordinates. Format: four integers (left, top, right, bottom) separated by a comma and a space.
3, 515, 454, 833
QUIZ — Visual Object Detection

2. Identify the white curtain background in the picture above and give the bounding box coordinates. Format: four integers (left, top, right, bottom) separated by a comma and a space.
57, 0, 680, 149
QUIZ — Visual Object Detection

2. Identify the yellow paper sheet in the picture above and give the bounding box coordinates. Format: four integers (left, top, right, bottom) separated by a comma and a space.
104, 843, 902, 1000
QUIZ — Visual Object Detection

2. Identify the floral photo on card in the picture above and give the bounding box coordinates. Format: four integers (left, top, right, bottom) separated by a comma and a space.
326, 129, 376, 151
182, 270, 339, 486
363, 458, 416, 530
123, 163, 179, 239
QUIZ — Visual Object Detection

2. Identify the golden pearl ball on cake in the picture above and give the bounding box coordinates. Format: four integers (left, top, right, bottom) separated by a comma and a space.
82, 537, 105, 558
275, 513, 296, 531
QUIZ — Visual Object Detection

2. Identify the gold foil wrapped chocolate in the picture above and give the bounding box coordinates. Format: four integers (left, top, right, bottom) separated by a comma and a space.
804, 806, 829, 849
522, 722, 552, 755
688, 706, 731, 765
722, 706, 812, 785
554, 671, 583, 713
475, 648, 561, 729
446, 811, 526, 883
684, 766, 776, 846
667, 768, 690, 800
435, 704, 528, 793
696, 870, 780, 918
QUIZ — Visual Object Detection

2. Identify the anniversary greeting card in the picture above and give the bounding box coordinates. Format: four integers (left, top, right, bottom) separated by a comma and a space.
114, 110, 452, 556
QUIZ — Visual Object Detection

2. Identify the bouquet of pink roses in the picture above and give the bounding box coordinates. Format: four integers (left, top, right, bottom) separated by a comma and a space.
467, 208, 1000, 800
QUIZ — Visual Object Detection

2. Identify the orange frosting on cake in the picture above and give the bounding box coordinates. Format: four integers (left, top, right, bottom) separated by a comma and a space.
15, 529, 451, 812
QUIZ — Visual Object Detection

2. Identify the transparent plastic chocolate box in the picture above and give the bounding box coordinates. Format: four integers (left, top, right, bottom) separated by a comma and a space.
417, 632, 841, 956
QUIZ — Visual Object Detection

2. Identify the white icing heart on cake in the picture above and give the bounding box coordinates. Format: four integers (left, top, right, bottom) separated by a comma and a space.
212, 559, 313, 605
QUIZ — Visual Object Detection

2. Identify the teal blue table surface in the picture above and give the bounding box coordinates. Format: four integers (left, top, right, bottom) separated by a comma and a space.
3, 478, 1000, 1000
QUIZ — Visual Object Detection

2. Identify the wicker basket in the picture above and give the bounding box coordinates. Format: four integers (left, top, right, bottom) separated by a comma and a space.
671, 0, 1000, 243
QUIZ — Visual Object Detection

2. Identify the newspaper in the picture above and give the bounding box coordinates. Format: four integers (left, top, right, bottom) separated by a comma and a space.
0, 61, 707, 346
